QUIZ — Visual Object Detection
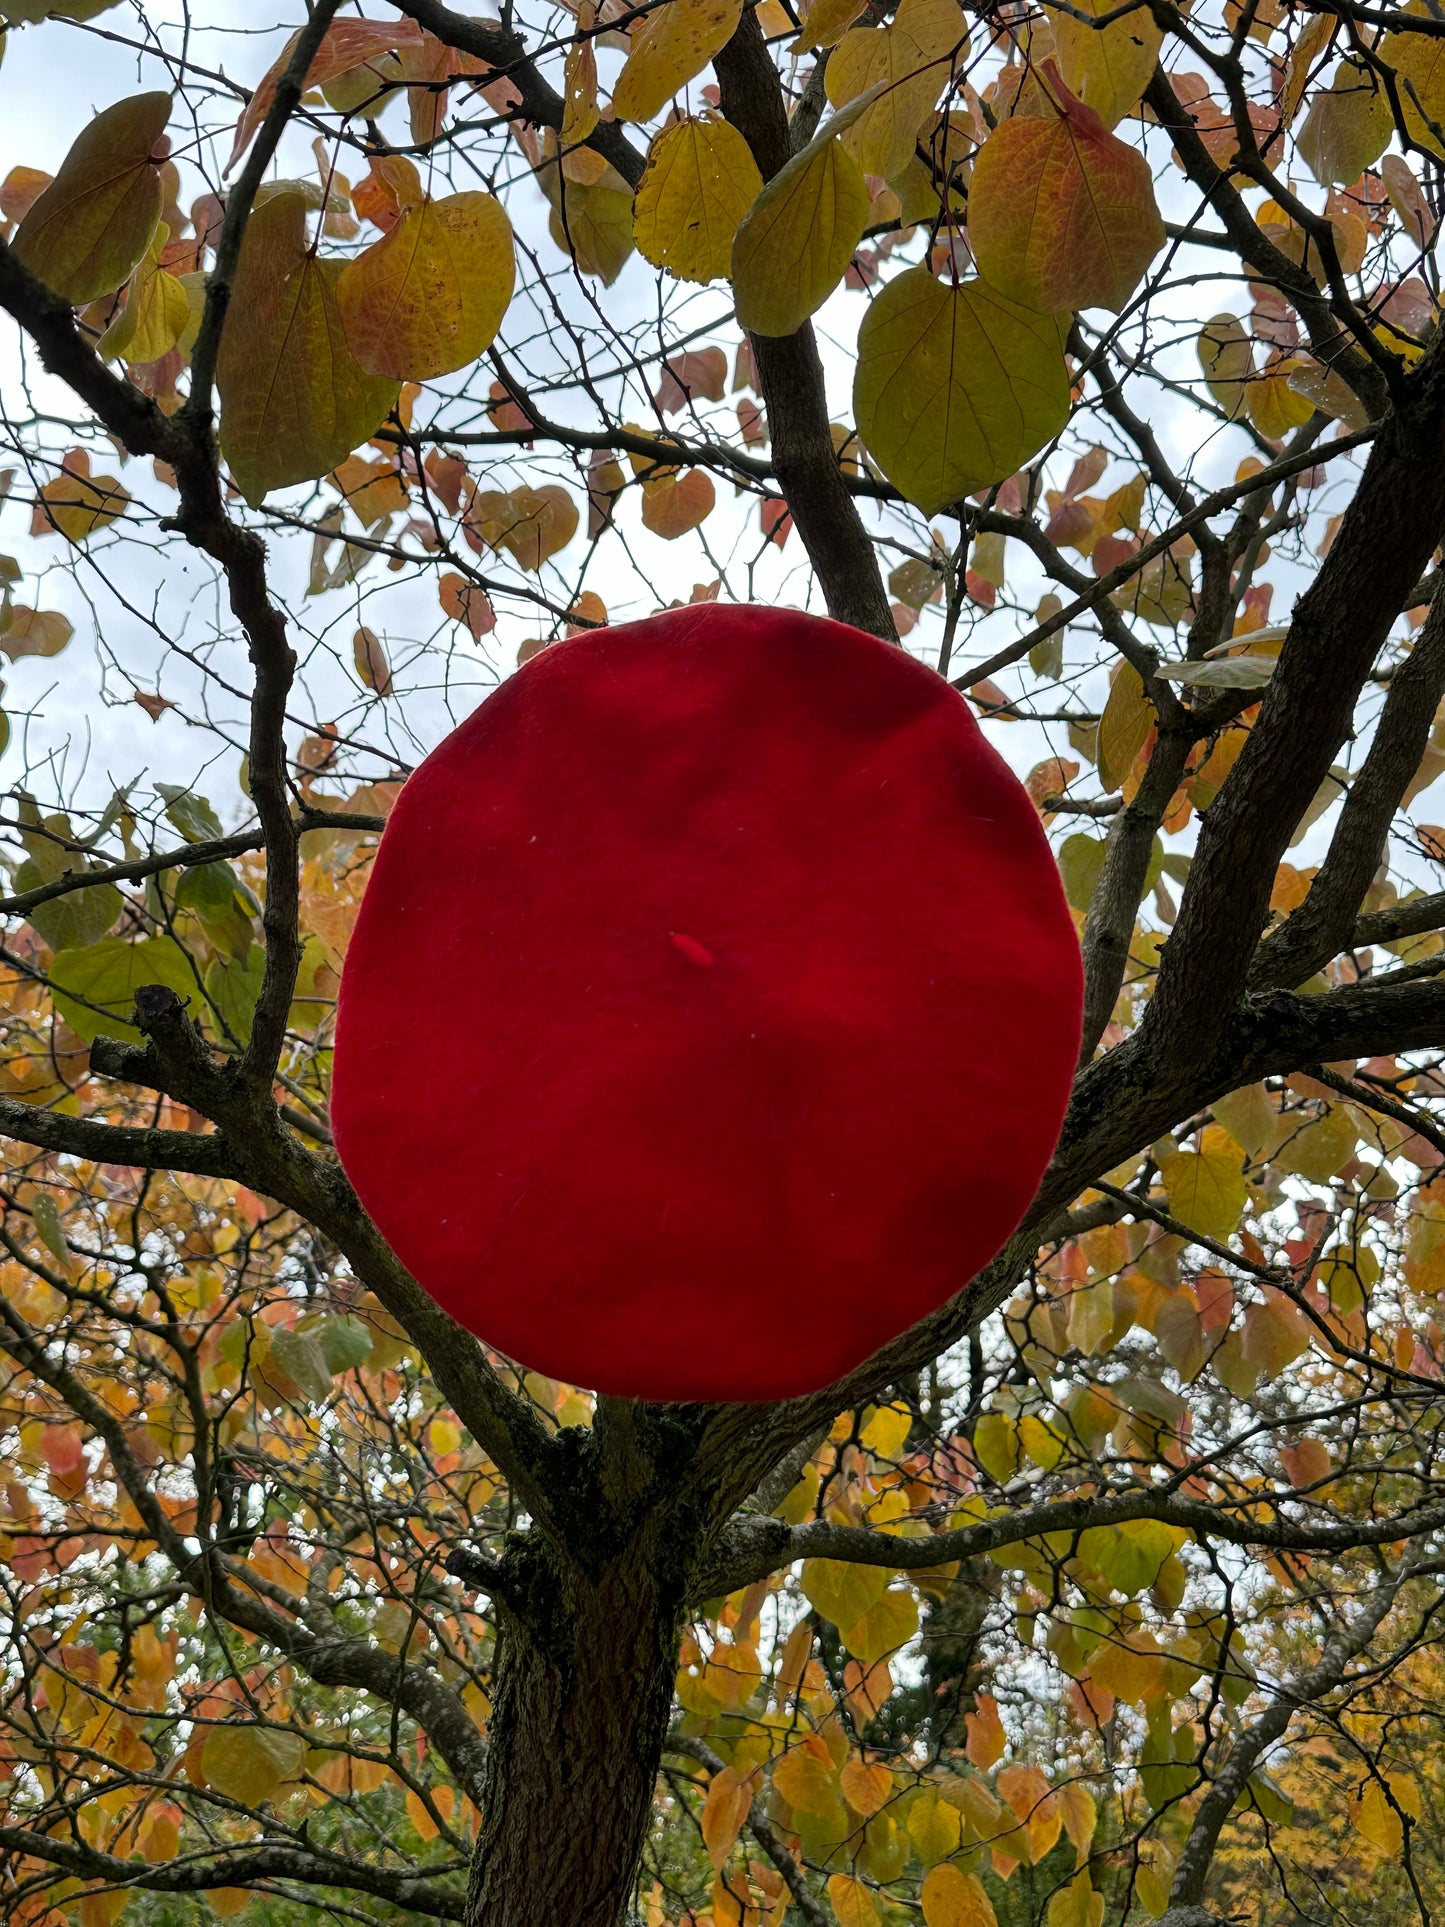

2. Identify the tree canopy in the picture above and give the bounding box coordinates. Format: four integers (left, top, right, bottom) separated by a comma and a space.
3, 3, 1445, 1927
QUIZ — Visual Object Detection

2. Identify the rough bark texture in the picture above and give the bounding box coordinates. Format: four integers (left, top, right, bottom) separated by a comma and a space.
466, 1538, 684, 1927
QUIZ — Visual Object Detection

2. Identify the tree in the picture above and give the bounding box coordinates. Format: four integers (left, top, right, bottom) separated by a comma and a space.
3, 0, 1445, 1924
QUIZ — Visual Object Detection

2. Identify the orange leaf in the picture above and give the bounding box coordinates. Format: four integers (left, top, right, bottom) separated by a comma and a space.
964, 1691, 1006, 1768
968, 67, 1165, 314
701, 1764, 756, 1869
231, 19, 427, 167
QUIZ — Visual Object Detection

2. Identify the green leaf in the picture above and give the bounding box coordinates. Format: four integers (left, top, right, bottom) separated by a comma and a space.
31, 1192, 71, 1272
155, 783, 225, 845
15, 861, 121, 954
204, 945, 265, 1044
13, 91, 171, 303
1078, 1518, 1186, 1597
729, 104, 874, 338
309, 1314, 374, 1376
267, 1326, 334, 1404
852, 269, 1070, 514
1058, 833, 1106, 912
49, 936, 197, 1043
217, 190, 400, 506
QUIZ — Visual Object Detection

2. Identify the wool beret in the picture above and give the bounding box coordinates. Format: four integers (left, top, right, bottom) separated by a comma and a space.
332, 603, 1081, 1401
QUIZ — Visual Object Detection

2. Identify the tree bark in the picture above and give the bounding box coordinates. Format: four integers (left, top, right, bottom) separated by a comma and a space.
466, 1534, 685, 1927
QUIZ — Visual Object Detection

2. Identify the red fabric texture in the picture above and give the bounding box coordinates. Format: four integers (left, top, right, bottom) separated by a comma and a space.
331, 604, 1082, 1401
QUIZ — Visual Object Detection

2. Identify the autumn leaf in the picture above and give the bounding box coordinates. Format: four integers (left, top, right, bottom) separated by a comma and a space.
542, 148, 637, 283
1, 606, 74, 657
13, 91, 171, 303
352, 627, 393, 696
466, 485, 579, 571
439, 573, 496, 638
641, 468, 716, 538
337, 184, 516, 380
852, 267, 1071, 513
34, 451, 130, 544
730, 106, 874, 337
201, 1725, 306, 1807
611, 0, 743, 124
1096, 660, 1152, 793
923, 1863, 997, 1927
968, 76, 1165, 315
97, 222, 189, 365
230, 17, 427, 166
633, 116, 763, 284
701, 1764, 754, 1868
794, 0, 868, 54
1044, 0, 1160, 127
827, 1873, 881, 1927
840, 1758, 892, 1816
1198, 313, 1253, 417
217, 189, 400, 505
825, 0, 968, 179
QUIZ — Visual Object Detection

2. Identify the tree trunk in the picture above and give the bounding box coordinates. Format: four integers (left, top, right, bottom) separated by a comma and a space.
466, 1534, 684, 1927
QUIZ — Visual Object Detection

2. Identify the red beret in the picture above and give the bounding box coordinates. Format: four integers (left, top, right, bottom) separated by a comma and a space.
332, 604, 1081, 1402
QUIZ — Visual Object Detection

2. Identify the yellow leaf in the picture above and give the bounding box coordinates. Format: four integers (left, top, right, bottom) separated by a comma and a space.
1058, 1781, 1096, 1860
801, 1557, 888, 1632
201, 1724, 305, 1807
563, 8, 600, 149
14, 91, 170, 303
1158, 1145, 1248, 1242
730, 112, 871, 337
773, 1742, 842, 1820
1381, 10, 1445, 157
923, 1863, 998, 1927
907, 1786, 963, 1866
826, 0, 968, 178
968, 102, 1165, 316
860, 1402, 912, 1458
1281, 13, 1337, 125
1298, 60, 1393, 185
217, 190, 399, 506
612, 0, 744, 124
98, 222, 189, 365
337, 189, 515, 380
1348, 1774, 1422, 1858
852, 268, 1070, 515
1048, 1871, 1104, 1927
794, 0, 869, 53
37, 451, 129, 544
1044, 0, 1160, 127
844, 1587, 918, 1665
1096, 660, 1151, 793
543, 156, 636, 283
827, 1876, 881, 1927
634, 115, 763, 284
